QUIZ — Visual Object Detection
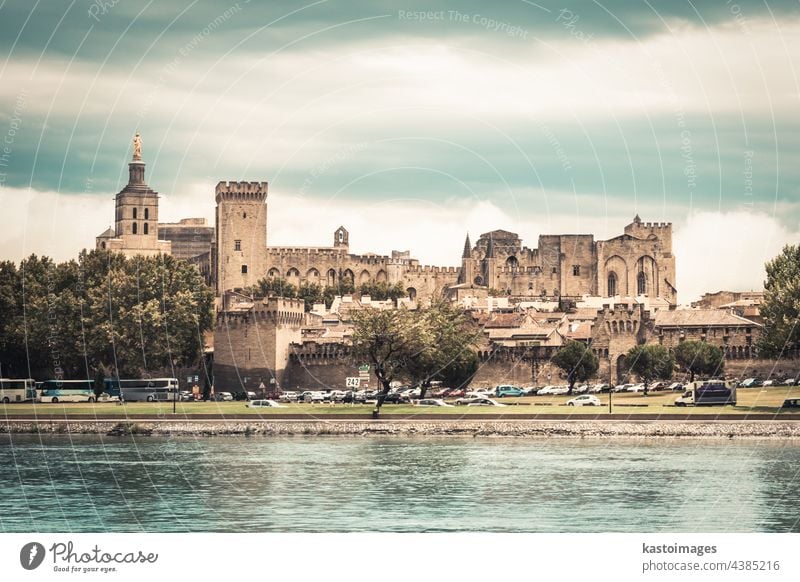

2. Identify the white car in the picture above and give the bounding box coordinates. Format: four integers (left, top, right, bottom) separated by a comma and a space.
613, 384, 633, 393
537, 385, 568, 396
279, 391, 299, 402
566, 394, 601, 407
626, 384, 646, 392
573, 384, 589, 394
465, 389, 493, 398
247, 399, 282, 408
466, 397, 506, 407
416, 399, 453, 407
762, 380, 775, 387
214, 391, 234, 401
589, 383, 609, 393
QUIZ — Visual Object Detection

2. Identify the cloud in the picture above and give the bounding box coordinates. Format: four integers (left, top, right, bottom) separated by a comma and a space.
674, 210, 799, 303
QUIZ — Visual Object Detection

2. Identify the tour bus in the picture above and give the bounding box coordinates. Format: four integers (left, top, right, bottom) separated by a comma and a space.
104, 378, 180, 402
38, 379, 97, 403
0, 378, 37, 403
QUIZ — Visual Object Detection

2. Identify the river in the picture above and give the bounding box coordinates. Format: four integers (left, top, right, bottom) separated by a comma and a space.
1, 434, 798, 532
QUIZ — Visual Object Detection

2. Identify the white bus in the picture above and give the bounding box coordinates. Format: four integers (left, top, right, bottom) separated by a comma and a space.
38, 379, 97, 403
0, 378, 37, 403
113, 378, 180, 402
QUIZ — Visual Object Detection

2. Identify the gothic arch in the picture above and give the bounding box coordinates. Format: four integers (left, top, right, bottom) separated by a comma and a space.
306, 268, 320, 283
607, 271, 618, 297
342, 269, 355, 285
375, 270, 387, 283
603, 255, 628, 296
505, 256, 519, 269
635, 255, 658, 297
268, 268, 280, 278
327, 269, 337, 286
406, 287, 417, 301
359, 269, 371, 285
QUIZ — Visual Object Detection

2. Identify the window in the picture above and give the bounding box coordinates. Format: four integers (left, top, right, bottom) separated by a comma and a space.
143, 223, 149, 235
572, 265, 580, 276
241, 265, 248, 274
234, 240, 241, 251
144, 208, 149, 220
243, 212, 247, 219
607, 272, 617, 297
551, 267, 557, 274
132, 222, 138, 234
637, 271, 646, 295
133, 208, 137, 219
338, 231, 344, 242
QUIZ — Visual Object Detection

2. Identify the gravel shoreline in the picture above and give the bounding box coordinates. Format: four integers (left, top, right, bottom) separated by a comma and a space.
3, 420, 800, 438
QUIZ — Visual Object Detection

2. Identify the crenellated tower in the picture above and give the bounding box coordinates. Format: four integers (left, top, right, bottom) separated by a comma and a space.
215, 181, 268, 296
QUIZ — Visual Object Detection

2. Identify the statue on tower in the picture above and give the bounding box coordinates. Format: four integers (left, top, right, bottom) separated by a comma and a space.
132, 133, 142, 161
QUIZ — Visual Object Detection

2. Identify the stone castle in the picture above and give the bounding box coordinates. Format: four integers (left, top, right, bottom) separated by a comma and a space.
213, 179, 677, 306
96, 136, 698, 393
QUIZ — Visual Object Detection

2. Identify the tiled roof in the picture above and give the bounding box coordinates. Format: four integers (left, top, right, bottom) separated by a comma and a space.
654, 309, 760, 328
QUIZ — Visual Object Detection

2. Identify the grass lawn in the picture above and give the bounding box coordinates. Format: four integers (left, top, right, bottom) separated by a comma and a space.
3, 386, 800, 417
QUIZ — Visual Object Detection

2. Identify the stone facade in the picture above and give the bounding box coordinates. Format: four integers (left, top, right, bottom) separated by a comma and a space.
459, 215, 676, 304
213, 294, 305, 393
95, 148, 171, 258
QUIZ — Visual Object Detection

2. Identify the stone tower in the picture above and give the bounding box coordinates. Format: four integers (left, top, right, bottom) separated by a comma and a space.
95, 133, 171, 257
333, 226, 349, 249
215, 181, 268, 296
459, 233, 474, 284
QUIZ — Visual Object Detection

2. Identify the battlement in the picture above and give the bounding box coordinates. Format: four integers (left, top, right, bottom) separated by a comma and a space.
496, 266, 543, 275
267, 247, 348, 257
405, 265, 459, 275
215, 181, 268, 203
630, 221, 671, 229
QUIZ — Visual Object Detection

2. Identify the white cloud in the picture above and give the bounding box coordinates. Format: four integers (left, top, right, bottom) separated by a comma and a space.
674, 210, 799, 303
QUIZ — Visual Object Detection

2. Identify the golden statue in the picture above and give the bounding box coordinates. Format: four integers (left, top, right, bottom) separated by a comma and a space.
133, 133, 142, 161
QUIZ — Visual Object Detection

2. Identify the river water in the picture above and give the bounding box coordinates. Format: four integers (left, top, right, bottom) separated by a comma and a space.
1, 434, 798, 532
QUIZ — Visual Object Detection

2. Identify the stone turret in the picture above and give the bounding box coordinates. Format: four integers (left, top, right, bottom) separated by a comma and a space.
215, 181, 269, 296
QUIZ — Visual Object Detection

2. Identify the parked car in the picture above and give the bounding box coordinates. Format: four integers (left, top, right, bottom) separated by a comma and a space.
495, 385, 526, 398
589, 383, 610, 393
762, 379, 776, 387
667, 382, 684, 391
613, 384, 633, 393
466, 397, 506, 407
179, 391, 195, 401
781, 398, 800, 408
213, 392, 233, 401
445, 388, 466, 398
649, 381, 667, 391
573, 384, 589, 394
566, 394, 602, 407
299, 391, 325, 403
537, 385, 569, 396
278, 391, 299, 402
247, 399, 282, 408
382, 392, 410, 404
416, 399, 453, 407
626, 384, 646, 393
739, 378, 763, 388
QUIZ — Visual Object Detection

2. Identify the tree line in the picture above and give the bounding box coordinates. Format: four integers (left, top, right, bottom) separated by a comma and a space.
251, 277, 408, 311
0, 250, 214, 381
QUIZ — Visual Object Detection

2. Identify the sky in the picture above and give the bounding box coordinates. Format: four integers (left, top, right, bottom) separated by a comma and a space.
1, 0, 799, 303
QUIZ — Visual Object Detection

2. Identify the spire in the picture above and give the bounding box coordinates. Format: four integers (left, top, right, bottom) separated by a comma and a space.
486, 234, 495, 259
633, 214, 641, 224
462, 233, 471, 259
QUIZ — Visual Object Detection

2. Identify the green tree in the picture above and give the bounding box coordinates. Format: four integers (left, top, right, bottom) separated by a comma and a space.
673, 340, 724, 382
350, 307, 417, 413
297, 282, 324, 312
626, 344, 674, 395
253, 277, 297, 298
405, 299, 481, 398
551, 341, 599, 394
759, 245, 800, 357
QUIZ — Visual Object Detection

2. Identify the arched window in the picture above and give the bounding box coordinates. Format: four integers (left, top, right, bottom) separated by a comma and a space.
607, 272, 617, 297
133, 208, 137, 219
637, 271, 646, 295
506, 256, 518, 269
144, 208, 149, 220
132, 223, 138, 234
101, 242, 106, 249
143, 223, 149, 235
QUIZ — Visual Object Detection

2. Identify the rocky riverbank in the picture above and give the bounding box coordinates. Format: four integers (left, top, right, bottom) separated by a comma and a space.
3, 419, 800, 438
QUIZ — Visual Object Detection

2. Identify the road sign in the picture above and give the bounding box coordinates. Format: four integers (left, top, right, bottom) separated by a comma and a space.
345, 377, 361, 388
358, 364, 369, 373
